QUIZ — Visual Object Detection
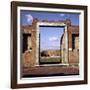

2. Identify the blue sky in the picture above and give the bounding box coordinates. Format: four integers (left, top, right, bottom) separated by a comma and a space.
21, 10, 79, 26
20, 10, 79, 50
40, 27, 64, 51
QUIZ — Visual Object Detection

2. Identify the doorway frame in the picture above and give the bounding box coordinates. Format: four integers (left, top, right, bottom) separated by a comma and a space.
36, 21, 69, 65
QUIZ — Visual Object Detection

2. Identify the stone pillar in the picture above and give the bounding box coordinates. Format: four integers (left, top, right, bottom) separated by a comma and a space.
35, 23, 39, 66
61, 34, 65, 63
64, 26, 69, 64
61, 44, 64, 63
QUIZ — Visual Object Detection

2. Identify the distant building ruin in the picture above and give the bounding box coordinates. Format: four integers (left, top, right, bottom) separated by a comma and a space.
21, 19, 79, 67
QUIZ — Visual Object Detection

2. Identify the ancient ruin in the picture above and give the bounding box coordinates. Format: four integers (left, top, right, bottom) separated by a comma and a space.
21, 19, 79, 67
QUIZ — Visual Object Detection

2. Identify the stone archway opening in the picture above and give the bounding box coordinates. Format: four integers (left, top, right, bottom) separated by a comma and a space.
39, 26, 64, 65
36, 22, 69, 66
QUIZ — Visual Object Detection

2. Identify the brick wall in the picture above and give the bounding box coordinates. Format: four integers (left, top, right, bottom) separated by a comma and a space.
21, 19, 38, 67
61, 25, 79, 64
22, 19, 79, 67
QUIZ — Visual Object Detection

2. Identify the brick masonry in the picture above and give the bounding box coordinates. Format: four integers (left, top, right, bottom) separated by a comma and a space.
21, 19, 79, 68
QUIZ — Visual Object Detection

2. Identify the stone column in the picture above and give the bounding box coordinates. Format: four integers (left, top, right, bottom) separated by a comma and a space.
64, 26, 69, 64
35, 23, 39, 66
61, 34, 65, 63
61, 44, 64, 63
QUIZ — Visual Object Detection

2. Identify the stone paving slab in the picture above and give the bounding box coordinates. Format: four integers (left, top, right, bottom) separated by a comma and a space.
22, 65, 79, 77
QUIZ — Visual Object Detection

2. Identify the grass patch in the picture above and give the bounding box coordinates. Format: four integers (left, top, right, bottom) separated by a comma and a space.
40, 57, 61, 64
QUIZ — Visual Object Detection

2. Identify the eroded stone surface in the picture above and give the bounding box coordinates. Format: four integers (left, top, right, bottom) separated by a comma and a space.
21, 19, 79, 68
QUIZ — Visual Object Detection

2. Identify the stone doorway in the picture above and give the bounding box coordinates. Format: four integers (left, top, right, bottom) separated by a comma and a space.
39, 26, 64, 65
36, 22, 69, 65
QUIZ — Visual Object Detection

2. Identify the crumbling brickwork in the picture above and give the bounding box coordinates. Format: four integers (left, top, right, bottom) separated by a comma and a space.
21, 19, 38, 67
22, 19, 79, 68
60, 23, 79, 64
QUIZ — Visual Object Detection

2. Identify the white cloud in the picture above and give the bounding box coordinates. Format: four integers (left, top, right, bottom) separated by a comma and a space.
25, 14, 33, 23
59, 14, 65, 17
49, 37, 58, 41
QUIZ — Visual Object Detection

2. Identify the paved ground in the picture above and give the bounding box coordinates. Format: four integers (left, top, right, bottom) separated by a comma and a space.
22, 65, 79, 77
